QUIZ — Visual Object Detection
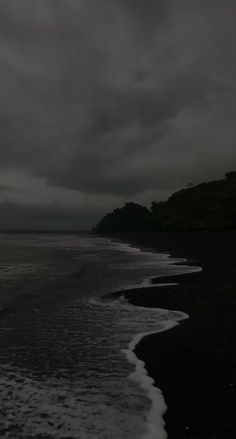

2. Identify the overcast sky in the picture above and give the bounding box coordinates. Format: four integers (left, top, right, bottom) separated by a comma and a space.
0, 0, 235, 230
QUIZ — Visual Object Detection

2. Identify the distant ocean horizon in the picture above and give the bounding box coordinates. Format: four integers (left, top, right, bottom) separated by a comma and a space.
0, 233, 200, 439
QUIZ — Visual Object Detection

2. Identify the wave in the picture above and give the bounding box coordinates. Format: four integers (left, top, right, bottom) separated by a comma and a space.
105, 239, 201, 439
0, 233, 201, 438
123, 314, 188, 439
96, 283, 194, 439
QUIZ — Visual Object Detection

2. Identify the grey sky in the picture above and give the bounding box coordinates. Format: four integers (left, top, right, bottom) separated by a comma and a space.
0, 0, 235, 229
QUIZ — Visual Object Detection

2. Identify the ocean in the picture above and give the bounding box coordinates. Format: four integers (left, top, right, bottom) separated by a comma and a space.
0, 233, 200, 439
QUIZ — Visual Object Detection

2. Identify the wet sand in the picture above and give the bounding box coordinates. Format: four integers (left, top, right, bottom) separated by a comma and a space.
119, 232, 236, 438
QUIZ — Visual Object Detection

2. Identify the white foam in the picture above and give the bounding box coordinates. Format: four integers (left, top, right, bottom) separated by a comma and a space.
90, 237, 202, 438
1, 234, 202, 438
112, 241, 141, 254
123, 312, 188, 439
140, 277, 179, 288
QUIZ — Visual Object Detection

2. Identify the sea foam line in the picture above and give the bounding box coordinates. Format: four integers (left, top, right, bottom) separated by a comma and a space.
106, 237, 200, 438
122, 311, 188, 439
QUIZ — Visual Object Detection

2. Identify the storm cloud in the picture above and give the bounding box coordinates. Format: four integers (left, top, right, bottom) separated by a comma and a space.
0, 0, 235, 228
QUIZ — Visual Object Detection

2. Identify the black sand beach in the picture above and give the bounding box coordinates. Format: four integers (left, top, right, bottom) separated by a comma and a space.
118, 232, 236, 439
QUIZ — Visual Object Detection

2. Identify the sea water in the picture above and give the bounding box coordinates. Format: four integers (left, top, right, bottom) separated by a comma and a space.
0, 233, 200, 439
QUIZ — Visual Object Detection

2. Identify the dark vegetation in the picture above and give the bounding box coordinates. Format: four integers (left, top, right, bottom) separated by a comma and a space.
94, 172, 236, 232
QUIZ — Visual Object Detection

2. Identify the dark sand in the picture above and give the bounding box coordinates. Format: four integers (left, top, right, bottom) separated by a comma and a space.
118, 232, 236, 439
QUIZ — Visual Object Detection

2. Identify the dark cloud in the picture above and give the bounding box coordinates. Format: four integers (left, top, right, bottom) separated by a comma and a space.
43, 72, 227, 195
0, 184, 16, 192
87, 72, 223, 135
118, 0, 170, 29
0, 0, 235, 228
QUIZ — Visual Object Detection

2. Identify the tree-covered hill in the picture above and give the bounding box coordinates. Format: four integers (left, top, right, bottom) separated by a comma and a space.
94, 172, 236, 232
94, 202, 151, 233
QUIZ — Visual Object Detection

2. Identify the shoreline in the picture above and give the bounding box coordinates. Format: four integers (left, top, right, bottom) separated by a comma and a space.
122, 322, 176, 439
115, 232, 236, 438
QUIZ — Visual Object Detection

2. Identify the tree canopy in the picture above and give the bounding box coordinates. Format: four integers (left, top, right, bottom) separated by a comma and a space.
94, 172, 236, 232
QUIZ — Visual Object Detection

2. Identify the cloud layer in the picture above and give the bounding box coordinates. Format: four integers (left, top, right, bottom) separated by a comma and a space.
0, 0, 235, 228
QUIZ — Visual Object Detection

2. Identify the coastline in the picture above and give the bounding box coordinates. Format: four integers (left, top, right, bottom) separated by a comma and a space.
113, 231, 236, 438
